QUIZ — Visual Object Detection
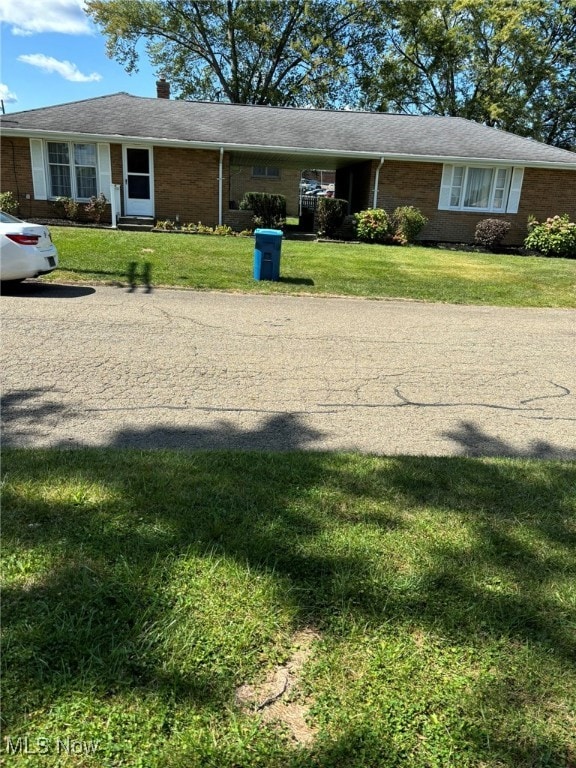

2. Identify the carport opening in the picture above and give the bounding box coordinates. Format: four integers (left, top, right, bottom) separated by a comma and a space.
227, 158, 375, 235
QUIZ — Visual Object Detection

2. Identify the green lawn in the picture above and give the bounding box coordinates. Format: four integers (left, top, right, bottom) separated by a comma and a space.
43, 227, 576, 308
7, 228, 576, 765
2, 449, 575, 767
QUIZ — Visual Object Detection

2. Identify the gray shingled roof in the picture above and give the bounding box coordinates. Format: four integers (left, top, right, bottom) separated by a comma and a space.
2, 92, 576, 169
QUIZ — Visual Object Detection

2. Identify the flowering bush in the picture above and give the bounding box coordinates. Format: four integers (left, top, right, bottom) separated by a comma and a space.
354, 208, 391, 243
524, 214, 576, 258
155, 219, 177, 230
0, 191, 19, 214
84, 193, 107, 224
53, 196, 80, 221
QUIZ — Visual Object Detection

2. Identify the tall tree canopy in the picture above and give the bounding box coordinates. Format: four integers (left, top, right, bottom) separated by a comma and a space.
356, 0, 576, 149
86, 0, 576, 149
85, 0, 362, 106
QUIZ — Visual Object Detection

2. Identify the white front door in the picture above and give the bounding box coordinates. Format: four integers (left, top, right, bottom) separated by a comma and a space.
123, 146, 154, 216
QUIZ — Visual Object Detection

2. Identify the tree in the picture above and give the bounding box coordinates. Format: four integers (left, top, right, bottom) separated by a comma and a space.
356, 0, 576, 149
85, 0, 363, 107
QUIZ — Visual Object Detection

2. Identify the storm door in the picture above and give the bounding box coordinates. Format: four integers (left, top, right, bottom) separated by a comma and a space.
123, 146, 154, 216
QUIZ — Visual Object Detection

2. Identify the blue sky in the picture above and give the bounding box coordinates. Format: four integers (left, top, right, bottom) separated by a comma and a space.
1, 0, 159, 113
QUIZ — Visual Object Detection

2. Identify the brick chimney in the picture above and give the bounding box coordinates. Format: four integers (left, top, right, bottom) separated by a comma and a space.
156, 76, 170, 99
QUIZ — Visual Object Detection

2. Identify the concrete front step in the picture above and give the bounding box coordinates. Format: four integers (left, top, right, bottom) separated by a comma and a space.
118, 217, 155, 232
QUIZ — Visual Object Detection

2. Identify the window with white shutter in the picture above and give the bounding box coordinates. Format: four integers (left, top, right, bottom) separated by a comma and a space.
438, 164, 524, 213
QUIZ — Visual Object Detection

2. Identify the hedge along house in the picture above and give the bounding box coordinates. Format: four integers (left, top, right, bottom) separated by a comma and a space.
1, 82, 575, 244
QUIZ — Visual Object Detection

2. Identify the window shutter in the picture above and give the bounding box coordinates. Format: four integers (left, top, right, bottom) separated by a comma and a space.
506, 167, 524, 214
438, 164, 453, 210
30, 139, 47, 200
97, 143, 112, 199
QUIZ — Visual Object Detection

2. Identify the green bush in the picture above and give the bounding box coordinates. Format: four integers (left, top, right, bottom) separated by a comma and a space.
0, 191, 19, 214
316, 197, 348, 238
391, 206, 428, 244
239, 192, 286, 229
354, 208, 391, 243
524, 214, 576, 258
474, 218, 512, 251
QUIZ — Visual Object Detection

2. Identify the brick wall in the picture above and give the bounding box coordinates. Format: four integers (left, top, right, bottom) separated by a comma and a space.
153, 146, 223, 225
0, 139, 223, 226
229, 165, 300, 216
3, 137, 575, 242
0, 137, 120, 223
374, 159, 576, 245
223, 209, 254, 231
1, 136, 48, 219
517, 167, 576, 232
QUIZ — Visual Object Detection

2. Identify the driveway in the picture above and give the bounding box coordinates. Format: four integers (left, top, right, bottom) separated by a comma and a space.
2, 282, 575, 458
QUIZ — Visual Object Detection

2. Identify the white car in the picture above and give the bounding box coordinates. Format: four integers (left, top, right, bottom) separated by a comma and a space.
0, 212, 59, 282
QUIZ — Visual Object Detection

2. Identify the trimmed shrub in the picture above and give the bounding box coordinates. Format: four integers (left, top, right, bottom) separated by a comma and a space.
391, 206, 428, 244
524, 214, 576, 257
0, 191, 19, 214
316, 197, 348, 238
474, 218, 512, 251
354, 208, 391, 243
239, 192, 286, 229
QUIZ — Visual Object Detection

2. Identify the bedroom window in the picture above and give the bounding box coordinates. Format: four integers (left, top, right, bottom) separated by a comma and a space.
447, 165, 510, 211
47, 142, 98, 200
252, 166, 280, 179
439, 164, 524, 214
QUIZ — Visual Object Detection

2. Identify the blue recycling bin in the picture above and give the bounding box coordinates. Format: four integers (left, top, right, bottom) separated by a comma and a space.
253, 228, 282, 281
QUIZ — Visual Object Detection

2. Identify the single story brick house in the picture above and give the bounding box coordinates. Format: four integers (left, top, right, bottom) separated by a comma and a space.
1, 82, 575, 244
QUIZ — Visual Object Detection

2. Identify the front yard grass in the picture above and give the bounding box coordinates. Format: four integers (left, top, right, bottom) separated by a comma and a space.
2, 448, 575, 767
44, 227, 576, 308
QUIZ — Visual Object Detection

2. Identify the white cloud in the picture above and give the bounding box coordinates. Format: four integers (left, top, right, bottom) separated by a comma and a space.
0, 0, 92, 36
18, 54, 102, 82
0, 84, 18, 103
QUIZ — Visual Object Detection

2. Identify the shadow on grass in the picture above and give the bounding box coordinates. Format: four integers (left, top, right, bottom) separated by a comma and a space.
127, 260, 153, 293
1, 398, 575, 766
278, 276, 315, 285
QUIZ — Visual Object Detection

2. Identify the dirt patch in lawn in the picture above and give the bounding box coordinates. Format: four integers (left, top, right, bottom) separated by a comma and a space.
235, 628, 320, 746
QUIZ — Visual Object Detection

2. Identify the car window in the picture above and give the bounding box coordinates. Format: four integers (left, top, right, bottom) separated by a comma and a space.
0, 212, 23, 224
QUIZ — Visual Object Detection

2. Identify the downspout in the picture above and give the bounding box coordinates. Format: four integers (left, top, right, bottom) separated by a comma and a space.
373, 157, 384, 208
218, 147, 224, 226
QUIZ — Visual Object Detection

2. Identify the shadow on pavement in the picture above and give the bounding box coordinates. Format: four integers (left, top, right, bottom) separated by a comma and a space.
1, 281, 96, 298
443, 419, 576, 460
1, 387, 574, 459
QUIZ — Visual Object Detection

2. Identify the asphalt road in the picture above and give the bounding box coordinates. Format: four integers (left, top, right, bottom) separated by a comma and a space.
2, 282, 575, 458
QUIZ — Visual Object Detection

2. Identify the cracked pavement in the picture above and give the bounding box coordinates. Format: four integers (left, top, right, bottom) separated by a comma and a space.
1, 282, 575, 458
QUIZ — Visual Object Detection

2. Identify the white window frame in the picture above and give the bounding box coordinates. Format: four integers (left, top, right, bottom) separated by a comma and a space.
29, 140, 112, 203
45, 141, 99, 201
252, 166, 280, 179
439, 164, 525, 214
